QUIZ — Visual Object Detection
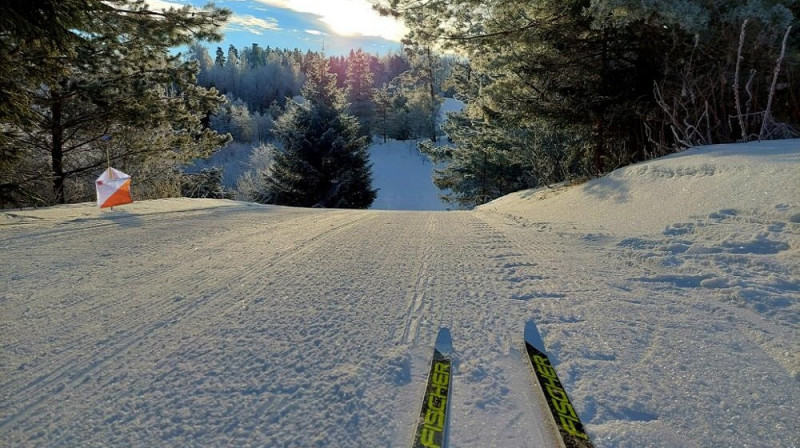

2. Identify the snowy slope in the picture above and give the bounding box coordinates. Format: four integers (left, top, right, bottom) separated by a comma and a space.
1, 140, 798, 447
369, 138, 449, 211
369, 97, 463, 211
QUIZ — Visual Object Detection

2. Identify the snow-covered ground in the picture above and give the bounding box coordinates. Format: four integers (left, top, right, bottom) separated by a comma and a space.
369, 97, 464, 211
1, 140, 798, 447
369, 138, 450, 211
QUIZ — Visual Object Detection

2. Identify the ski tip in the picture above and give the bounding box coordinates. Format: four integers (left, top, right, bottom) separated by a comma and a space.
434, 327, 453, 355
524, 320, 546, 353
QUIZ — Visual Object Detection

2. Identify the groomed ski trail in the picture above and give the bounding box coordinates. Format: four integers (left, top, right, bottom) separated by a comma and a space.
3, 193, 798, 447
1, 203, 564, 447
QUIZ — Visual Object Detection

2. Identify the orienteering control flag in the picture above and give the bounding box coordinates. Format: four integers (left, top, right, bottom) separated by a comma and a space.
96, 167, 133, 208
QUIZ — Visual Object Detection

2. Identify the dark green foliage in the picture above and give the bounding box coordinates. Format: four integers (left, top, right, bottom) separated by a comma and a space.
421, 112, 593, 208
258, 55, 376, 209
0, 0, 232, 207
385, 0, 799, 207
645, 6, 800, 148
0, 0, 95, 125
0, 0, 101, 206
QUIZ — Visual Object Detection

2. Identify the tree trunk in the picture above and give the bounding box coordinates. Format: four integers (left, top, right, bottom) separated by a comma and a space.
594, 29, 609, 174
426, 46, 437, 143
594, 114, 605, 175
50, 93, 66, 204
481, 150, 488, 204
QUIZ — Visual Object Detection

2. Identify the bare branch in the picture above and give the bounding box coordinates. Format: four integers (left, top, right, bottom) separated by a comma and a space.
759, 25, 792, 141
733, 19, 748, 142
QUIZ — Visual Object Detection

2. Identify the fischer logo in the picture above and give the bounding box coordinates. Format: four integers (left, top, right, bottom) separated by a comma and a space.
419, 361, 450, 448
532, 354, 589, 440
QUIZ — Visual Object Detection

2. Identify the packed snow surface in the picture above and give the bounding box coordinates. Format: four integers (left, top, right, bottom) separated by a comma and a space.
1, 140, 798, 447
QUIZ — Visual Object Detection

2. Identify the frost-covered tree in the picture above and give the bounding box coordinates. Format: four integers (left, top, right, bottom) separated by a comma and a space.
235, 143, 272, 200
199, 45, 305, 112
372, 85, 392, 143
346, 49, 376, 138
258, 54, 376, 208
180, 167, 232, 199
210, 97, 255, 142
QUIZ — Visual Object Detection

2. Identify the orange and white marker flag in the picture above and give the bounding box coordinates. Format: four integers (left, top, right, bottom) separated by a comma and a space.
96, 167, 133, 208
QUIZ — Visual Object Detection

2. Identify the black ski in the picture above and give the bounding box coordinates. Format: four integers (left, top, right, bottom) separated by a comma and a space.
524, 321, 593, 448
412, 328, 453, 448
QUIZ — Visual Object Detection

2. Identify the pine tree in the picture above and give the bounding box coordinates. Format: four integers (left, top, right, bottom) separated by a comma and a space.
404, 44, 442, 142
0, 0, 99, 205
0, 0, 232, 206
385, 0, 799, 207
420, 110, 531, 208
0, 0, 95, 127
259, 54, 376, 209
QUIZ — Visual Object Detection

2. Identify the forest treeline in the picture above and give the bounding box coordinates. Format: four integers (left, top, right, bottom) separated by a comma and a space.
187, 43, 455, 146
183, 43, 455, 208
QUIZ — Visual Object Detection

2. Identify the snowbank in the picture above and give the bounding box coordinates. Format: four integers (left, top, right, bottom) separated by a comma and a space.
481, 139, 800, 235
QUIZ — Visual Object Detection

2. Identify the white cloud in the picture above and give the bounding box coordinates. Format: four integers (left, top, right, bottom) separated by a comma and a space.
253, 0, 407, 41
227, 14, 281, 35
304, 29, 323, 36
143, 1, 281, 35
142, 0, 191, 11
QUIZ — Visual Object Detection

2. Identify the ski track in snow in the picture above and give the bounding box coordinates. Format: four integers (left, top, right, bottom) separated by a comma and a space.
2, 141, 799, 448
1, 205, 563, 447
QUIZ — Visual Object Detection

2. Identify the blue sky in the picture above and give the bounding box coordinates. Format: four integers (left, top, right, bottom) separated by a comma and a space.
147, 0, 407, 55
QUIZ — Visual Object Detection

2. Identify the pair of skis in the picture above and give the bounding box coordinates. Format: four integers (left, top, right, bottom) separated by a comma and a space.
411, 324, 593, 448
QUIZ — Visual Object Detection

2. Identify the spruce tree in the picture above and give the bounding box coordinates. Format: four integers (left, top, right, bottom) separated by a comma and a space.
260, 54, 376, 209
